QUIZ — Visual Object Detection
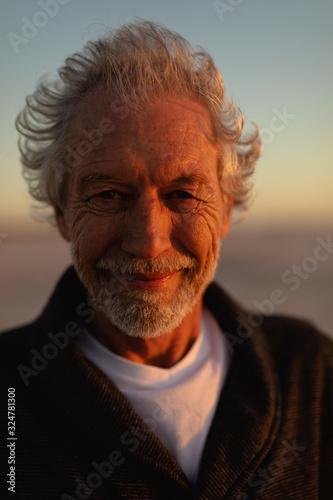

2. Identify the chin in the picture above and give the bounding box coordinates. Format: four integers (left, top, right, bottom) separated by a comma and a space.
92, 282, 202, 339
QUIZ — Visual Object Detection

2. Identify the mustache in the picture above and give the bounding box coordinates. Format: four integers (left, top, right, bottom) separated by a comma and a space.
96, 253, 198, 275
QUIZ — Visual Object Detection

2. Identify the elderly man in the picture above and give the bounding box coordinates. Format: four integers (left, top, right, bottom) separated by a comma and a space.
1, 21, 332, 500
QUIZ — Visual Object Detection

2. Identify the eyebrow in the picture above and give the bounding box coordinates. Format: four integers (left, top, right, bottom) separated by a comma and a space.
77, 173, 126, 191
78, 172, 210, 189
168, 174, 210, 187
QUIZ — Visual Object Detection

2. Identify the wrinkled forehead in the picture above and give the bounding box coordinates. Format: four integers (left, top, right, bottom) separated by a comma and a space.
67, 86, 218, 152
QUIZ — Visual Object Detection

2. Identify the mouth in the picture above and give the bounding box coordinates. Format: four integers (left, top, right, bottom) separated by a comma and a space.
100, 269, 181, 290
120, 271, 180, 289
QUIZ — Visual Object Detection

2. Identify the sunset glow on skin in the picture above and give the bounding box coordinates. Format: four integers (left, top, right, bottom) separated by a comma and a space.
56, 91, 233, 367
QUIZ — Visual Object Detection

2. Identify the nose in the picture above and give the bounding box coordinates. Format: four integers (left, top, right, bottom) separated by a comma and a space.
121, 193, 172, 260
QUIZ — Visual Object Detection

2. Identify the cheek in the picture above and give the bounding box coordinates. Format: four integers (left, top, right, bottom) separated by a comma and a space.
176, 204, 222, 264
69, 204, 122, 266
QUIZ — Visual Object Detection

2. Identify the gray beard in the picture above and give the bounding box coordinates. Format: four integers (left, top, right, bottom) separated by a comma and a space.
72, 249, 220, 338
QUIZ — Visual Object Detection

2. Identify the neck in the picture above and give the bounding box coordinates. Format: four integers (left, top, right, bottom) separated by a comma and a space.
88, 299, 203, 368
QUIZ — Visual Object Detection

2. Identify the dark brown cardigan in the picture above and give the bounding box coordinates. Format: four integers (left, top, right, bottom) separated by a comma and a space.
0, 267, 332, 499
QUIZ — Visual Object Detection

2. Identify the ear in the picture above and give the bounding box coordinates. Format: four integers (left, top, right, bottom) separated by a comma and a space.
220, 197, 234, 239
54, 206, 71, 242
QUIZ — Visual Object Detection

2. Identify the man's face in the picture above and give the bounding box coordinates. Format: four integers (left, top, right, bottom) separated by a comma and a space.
57, 89, 231, 338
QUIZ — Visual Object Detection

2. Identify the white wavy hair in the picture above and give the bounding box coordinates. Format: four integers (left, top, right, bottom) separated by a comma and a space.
16, 20, 261, 221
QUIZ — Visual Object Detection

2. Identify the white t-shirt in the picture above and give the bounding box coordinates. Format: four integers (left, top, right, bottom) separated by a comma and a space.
79, 307, 231, 485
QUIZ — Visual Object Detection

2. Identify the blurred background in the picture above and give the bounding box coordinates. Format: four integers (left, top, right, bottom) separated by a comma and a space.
0, 0, 332, 337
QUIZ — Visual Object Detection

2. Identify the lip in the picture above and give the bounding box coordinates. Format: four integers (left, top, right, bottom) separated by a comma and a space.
119, 271, 180, 289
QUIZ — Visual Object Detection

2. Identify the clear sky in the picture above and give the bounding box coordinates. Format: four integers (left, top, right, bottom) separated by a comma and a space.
1, 0, 332, 233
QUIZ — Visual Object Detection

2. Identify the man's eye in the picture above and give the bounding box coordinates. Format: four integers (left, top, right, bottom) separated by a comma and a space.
164, 190, 200, 213
95, 190, 121, 200
86, 189, 126, 212
167, 190, 193, 199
